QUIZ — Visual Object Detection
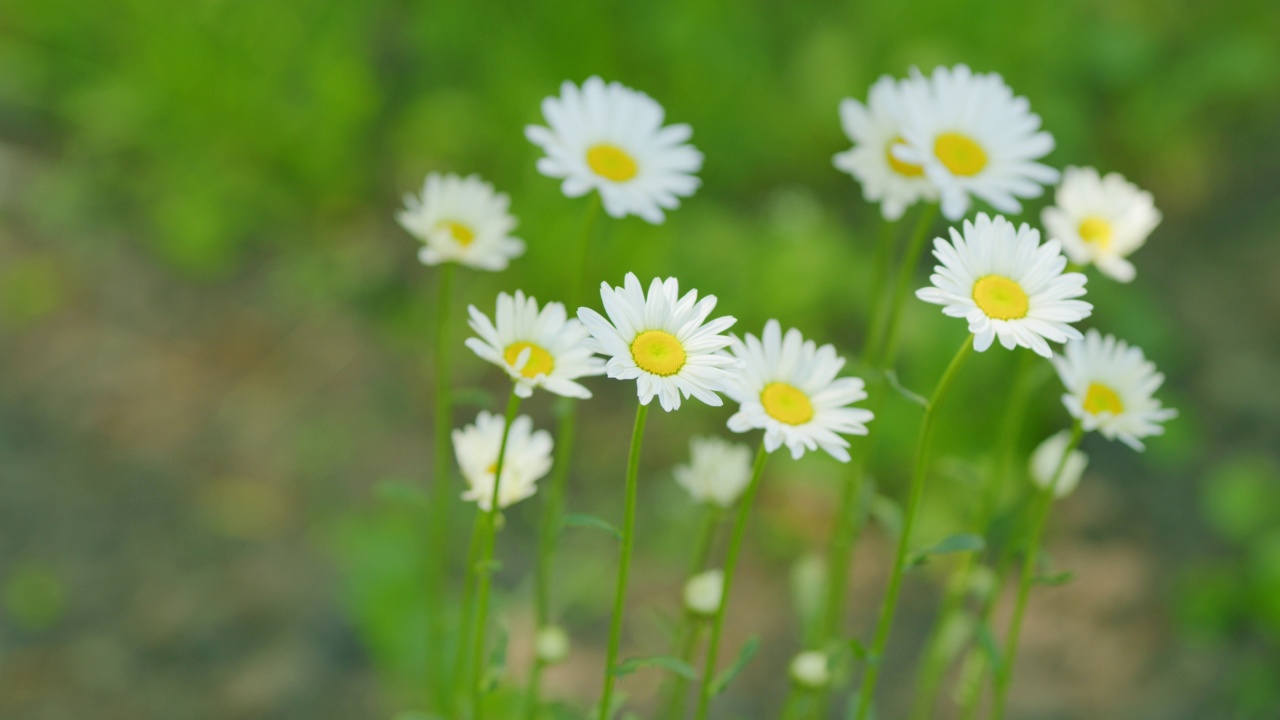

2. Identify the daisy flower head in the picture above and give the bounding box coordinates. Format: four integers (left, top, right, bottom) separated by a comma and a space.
1053, 329, 1177, 451
525, 76, 703, 223
1042, 166, 1162, 283
893, 65, 1059, 221
674, 436, 754, 508
1029, 431, 1088, 499
397, 173, 524, 271
576, 273, 738, 412
916, 213, 1093, 358
453, 411, 554, 511
833, 73, 939, 220
465, 290, 604, 399
723, 320, 874, 462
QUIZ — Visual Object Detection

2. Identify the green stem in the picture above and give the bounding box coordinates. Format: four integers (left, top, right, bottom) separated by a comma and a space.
991, 422, 1084, 720
861, 217, 898, 364
427, 261, 456, 709
469, 389, 523, 719
695, 442, 770, 720
597, 403, 650, 720
874, 202, 938, 370
450, 510, 486, 714
661, 505, 723, 720
853, 334, 973, 720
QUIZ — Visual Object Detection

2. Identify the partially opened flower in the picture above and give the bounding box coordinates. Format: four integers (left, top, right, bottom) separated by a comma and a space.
723, 320, 874, 462
453, 411, 553, 511
674, 436, 753, 507
1029, 431, 1089, 498
465, 290, 603, 399
833, 73, 939, 220
577, 273, 738, 412
525, 76, 703, 223
397, 173, 524, 271
1053, 330, 1177, 450
916, 213, 1093, 358
1042, 166, 1162, 283
894, 65, 1058, 220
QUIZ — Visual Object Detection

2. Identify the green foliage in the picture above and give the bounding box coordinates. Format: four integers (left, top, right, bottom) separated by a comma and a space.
611, 654, 697, 679
3, 561, 65, 631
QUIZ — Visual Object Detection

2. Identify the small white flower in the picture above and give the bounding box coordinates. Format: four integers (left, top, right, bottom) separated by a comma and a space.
1042, 166, 1162, 283
465, 290, 604, 399
674, 436, 753, 508
723, 321, 873, 462
833, 73, 939, 221
577, 273, 739, 412
397, 173, 524, 271
535, 625, 570, 664
525, 76, 703, 224
789, 651, 830, 689
453, 411, 553, 511
683, 569, 724, 618
1029, 431, 1088, 498
1053, 330, 1177, 451
916, 213, 1093, 358
894, 65, 1059, 221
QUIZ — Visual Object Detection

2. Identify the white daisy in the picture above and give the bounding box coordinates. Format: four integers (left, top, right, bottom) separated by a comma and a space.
893, 65, 1059, 221
465, 290, 604, 399
674, 436, 754, 508
453, 411, 553, 511
1042, 166, 1162, 283
722, 320, 874, 462
1052, 330, 1177, 451
916, 213, 1093, 358
833, 73, 939, 221
397, 173, 524, 271
576, 273, 738, 412
525, 76, 703, 224
1029, 431, 1088, 499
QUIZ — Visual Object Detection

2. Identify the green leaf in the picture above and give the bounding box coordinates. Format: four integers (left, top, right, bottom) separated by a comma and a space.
869, 495, 902, 539
884, 368, 929, 409
374, 480, 429, 507
612, 655, 697, 679
454, 386, 497, 409
481, 624, 508, 691
711, 636, 760, 695
909, 533, 985, 567
1033, 570, 1075, 586
563, 513, 622, 539
975, 621, 1004, 675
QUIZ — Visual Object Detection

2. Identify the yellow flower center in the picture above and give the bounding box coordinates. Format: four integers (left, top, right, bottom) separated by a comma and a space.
503, 341, 555, 378
885, 137, 924, 177
972, 275, 1030, 320
1083, 382, 1125, 415
438, 220, 476, 246
761, 382, 815, 425
934, 132, 988, 177
586, 144, 639, 182
1077, 216, 1113, 250
630, 330, 686, 376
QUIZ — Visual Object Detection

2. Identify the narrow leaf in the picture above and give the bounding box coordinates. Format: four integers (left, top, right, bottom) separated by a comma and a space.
976, 621, 1004, 675
869, 495, 903, 539
611, 654, 697, 679
711, 636, 761, 695
563, 513, 622, 539
1033, 570, 1075, 586
884, 368, 929, 409
910, 533, 985, 567
374, 480, 429, 507
454, 387, 497, 409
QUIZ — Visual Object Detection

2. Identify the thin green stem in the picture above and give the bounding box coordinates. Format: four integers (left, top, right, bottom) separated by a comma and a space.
597, 403, 650, 720
861, 217, 898, 364
695, 442, 770, 720
450, 510, 486, 714
854, 334, 973, 720
992, 422, 1084, 720
469, 389, 523, 719
874, 202, 938, 370
427, 261, 456, 709
660, 505, 723, 720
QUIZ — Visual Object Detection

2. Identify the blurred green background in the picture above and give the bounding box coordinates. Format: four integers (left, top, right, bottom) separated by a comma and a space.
2, 1, 1278, 718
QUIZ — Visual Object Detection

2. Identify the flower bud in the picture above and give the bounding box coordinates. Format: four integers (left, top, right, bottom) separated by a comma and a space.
789, 650, 830, 689
1029, 431, 1088, 499
683, 569, 724, 618
535, 625, 569, 664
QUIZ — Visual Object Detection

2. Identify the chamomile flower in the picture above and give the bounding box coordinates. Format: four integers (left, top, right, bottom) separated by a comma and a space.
465, 290, 603, 399
525, 77, 703, 223
893, 65, 1058, 220
723, 320, 874, 462
674, 436, 754, 508
577, 273, 738, 412
1042, 166, 1162, 283
1029, 431, 1088, 499
397, 173, 524, 271
453, 411, 553, 511
1053, 330, 1177, 451
916, 213, 1092, 358
833, 73, 939, 220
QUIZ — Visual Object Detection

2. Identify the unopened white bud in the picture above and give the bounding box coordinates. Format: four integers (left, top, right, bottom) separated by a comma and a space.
789, 650, 829, 689
1029, 431, 1088, 499
683, 569, 724, 617
535, 625, 569, 664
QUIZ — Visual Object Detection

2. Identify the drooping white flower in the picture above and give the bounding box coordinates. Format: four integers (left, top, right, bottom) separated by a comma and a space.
893, 65, 1059, 221
397, 173, 524, 271
1029, 431, 1088, 498
916, 213, 1093, 358
465, 290, 604, 399
1042, 166, 1162, 283
525, 77, 703, 223
722, 321, 873, 462
673, 436, 753, 508
789, 651, 830, 689
1053, 330, 1177, 451
577, 273, 739, 412
683, 569, 725, 618
453, 411, 553, 511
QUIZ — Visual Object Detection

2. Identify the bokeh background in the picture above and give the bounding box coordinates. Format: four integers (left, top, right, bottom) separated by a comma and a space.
2, 1, 1279, 718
